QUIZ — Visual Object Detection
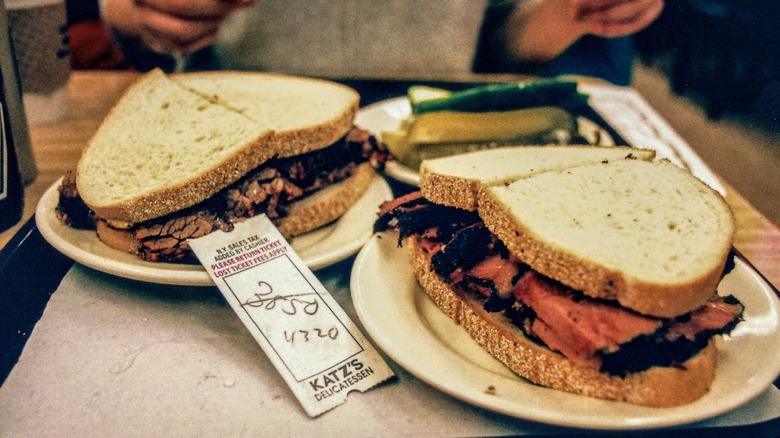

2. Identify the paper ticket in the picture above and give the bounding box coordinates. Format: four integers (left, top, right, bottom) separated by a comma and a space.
189, 215, 394, 417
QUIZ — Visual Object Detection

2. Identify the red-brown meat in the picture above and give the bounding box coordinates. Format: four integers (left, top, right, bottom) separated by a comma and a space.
514, 272, 662, 367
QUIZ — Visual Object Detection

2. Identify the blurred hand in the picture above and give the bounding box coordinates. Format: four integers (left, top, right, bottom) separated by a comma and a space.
103, 0, 255, 55
572, 0, 664, 38
501, 0, 663, 64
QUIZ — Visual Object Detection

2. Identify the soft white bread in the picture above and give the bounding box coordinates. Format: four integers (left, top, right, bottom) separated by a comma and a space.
419, 145, 655, 210
174, 71, 359, 159
477, 159, 734, 318
406, 237, 718, 407
77, 69, 359, 227
77, 69, 269, 227
96, 163, 377, 255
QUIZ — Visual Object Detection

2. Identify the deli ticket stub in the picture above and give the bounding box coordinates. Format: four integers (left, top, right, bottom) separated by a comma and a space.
189, 215, 394, 417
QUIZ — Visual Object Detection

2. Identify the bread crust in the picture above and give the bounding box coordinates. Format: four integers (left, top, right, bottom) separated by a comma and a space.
475, 161, 734, 318
418, 169, 481, 211
277, 162, 376, 237
79, 70, 359, 227
405, 237, 718, 407
95, 220, 139, 254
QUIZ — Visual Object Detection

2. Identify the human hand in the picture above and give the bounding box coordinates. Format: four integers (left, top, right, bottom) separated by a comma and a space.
102, 0, 256, 55
571, 0, 664, 38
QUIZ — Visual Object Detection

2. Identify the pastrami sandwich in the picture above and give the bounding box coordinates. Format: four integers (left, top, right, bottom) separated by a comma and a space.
56, 69, 389, 262
375, 145, 743, 407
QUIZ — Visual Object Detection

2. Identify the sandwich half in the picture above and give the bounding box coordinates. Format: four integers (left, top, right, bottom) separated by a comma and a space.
58, 69, 390, 262
375, 146, 743, 407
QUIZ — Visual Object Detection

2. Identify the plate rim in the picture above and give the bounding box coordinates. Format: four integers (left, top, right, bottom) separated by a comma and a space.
350, 232, 780, 430
36, 175, 393, 286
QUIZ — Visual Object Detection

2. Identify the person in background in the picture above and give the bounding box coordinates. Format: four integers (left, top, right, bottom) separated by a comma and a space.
67, 0, 129, 69
95, 0, 662, 85
475, 0, 664, 85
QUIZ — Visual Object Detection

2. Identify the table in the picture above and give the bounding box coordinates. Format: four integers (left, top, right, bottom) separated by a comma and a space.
0, 71, 778, 435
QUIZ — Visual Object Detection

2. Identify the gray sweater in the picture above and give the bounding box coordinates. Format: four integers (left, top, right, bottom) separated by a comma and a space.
215, 0, 491, 78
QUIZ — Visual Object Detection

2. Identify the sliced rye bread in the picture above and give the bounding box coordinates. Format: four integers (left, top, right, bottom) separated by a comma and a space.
476, 159, 734, 318
276, 162, 376, 237
419, 145, 656, 210
173, 71, 359, 159
77, 69, 359, 227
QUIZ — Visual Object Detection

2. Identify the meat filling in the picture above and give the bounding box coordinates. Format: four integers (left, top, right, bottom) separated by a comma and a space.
57, 127, 391, 262
55, 171, 96, 229
376, 192, 744, 376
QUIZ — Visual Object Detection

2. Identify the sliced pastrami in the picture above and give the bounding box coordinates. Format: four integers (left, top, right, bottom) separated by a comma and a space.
431, 225, 493, 280
465, 254, 522, 299
513, 272, 662, 367
512, 272, 743, 375
60, 127, 391, 264
400, 206, 480, 243
56, 171, 96, 229
667, 296, 744, 341
376, 191, 426, 219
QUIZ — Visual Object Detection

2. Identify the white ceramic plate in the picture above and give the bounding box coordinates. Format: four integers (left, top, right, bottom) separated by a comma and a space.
355, 97, 613, 186
36, 176, 393, 286
350, 233, 780, 430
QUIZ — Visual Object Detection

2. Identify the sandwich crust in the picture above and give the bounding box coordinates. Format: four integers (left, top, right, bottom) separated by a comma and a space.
476, 159, 734, 318
174, 71, 360, 160
405, 237, 718, 407
418, 170, 483, 211
276, 162, 376, 237
77, 69, 359, 227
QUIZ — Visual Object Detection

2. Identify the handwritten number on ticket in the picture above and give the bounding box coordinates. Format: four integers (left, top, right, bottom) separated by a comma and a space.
189, 215, 394, 417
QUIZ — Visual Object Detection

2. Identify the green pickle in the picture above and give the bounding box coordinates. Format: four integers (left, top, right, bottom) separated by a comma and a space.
405, 106, 574, 145
384, 79, 592, 169
410, 80, 589, 114
386, 106, 577, 169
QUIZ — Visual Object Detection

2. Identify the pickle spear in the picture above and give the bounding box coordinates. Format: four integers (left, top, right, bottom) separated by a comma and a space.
410, 80, 589, 114
383, 79, 592, 169
385, 106, 576, 169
